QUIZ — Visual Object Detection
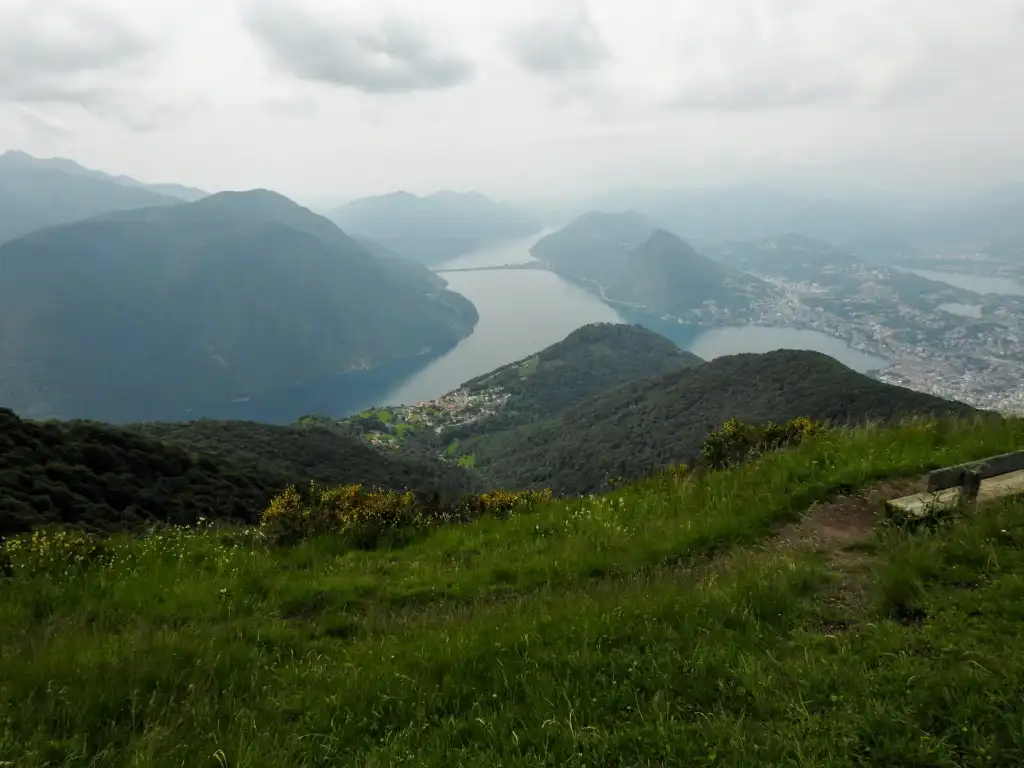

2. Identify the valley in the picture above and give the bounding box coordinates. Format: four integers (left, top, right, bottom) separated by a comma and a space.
3, 150, 1024, 766
3, 1, 1024, 760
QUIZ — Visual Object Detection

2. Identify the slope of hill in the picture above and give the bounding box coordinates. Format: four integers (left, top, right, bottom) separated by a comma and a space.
350, 235, 449, 292
0, 150, 206, 201
4, 416, 1024, 764
454, 323, 703, 430
0, 150, 180, 244
529, 210, 657, 285
532, 214, 773, 317
331, 190, 541, 265
335, 323, 704, 451
458, 349, 978, 494
129, 419, 477, 499
0, 407, 282, 536
0, 190, 478, 423
0, 407, 478, 536
608, 229, 771, 315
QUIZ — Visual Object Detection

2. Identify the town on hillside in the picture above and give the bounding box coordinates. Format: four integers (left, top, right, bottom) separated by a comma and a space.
337, 387, 510, 451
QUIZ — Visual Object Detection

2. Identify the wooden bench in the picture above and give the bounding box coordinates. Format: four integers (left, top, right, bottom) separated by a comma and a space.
886, 450, 1024, 518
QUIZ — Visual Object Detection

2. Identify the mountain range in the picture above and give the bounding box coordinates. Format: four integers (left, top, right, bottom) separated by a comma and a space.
0, 190, 478, 423
452, 346, 977, 494
331, 190, 541, 265
0, 150, 206, 245
333, 323, 976, 496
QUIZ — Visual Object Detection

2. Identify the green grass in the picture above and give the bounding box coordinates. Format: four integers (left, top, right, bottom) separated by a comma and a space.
3, 417, 1024, 766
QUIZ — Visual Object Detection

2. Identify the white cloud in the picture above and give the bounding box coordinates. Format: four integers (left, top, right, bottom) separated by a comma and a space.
0, 0, 1021, 201
242, 0, 475, 94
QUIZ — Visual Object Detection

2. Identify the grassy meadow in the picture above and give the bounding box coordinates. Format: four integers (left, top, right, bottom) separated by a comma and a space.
2, 416, 1024, 766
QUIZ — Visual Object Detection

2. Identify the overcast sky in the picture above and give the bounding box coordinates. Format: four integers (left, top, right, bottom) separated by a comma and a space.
1, 0, 1022, 206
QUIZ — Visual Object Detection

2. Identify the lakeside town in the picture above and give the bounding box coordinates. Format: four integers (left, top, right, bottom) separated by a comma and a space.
342, 387, 511, 451
624, 257, 1024, 416
749, 264, 1024, 415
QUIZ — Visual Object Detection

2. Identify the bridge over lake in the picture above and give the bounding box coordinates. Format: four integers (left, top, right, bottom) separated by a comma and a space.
433, 262, 552, 274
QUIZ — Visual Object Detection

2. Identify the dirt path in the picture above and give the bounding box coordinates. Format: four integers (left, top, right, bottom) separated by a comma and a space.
763, 476, 927, 630
768, 476, 925, 555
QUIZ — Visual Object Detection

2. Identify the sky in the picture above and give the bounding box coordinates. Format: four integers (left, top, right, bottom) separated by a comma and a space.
1, 0, 1023, 207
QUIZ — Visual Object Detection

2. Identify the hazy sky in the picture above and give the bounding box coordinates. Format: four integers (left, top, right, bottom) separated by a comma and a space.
2, 0, 1022, 206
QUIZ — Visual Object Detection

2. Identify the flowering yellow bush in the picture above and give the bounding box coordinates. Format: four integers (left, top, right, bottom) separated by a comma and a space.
259, 483, 554, 541
701, 416, 830, 470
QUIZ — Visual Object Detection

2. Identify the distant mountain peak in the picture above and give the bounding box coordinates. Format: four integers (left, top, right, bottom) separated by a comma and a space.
199, 188, 298, 208
331, 189, 541, 265
0, 149, 206, 204
636, 229, 704, 262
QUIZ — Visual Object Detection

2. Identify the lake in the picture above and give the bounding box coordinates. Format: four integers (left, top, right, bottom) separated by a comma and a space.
376, 235, 888, 407
379, 238, 620, 405
616, 310, 886, 373
910, 268, 1024, 296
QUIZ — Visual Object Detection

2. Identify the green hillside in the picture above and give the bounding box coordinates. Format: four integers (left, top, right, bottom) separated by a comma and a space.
129, 419, 477, 500
455, 322, 703, 427
0, 408, 281, 536
332, 190, 541, 265
459, 349, 977, 494
0, 190, 478, 423
3, 416, 1024, 765
0, 407, 475, 537
332, 323, 703, 456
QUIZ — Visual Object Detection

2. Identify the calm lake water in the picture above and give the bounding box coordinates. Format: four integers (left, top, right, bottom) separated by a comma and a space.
617, 310, 886, 373
910, 268, 1024, 296
380, 244, 620, 405
375, 235, 889, 407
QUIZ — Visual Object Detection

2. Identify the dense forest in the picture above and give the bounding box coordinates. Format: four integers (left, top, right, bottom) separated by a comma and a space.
0, 408, 284, 535
0, 190, 477, 423
129, 420, 476, 498
448, 323, 703, 439
0, 408, 479, 536
457, 349, 980, 494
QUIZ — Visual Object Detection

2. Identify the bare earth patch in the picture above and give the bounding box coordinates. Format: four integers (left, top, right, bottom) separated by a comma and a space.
765, 476, 928, 629
769, 477, 926, 555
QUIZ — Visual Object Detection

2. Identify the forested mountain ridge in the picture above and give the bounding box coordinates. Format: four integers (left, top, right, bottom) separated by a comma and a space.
129, 419, 477, 499
608, 229, 772, 315
531, 213, 773, 317
529, 210, 657, 285
451, 323, 704, 433
0, 407, 279, 536
0, 149, 207, 201
0, 150, 181, 245
456, 349, 978, 494
0, 190, 477, 423
331, 189, 541, 265
0, 407, 478, 536
334, 323, 704, 451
